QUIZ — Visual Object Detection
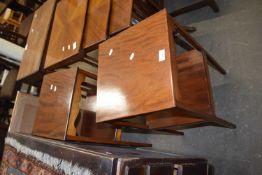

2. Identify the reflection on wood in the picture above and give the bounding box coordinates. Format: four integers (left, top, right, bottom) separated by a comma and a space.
82, 0, 111, 50
17, 0, 56, 80
44, 0, 88, 69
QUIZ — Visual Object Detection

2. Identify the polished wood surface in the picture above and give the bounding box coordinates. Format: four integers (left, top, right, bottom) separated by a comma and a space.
109, 0, 160, 35
32, 68, 150, 146
76, 96, 116, 139
82, 0, 111, 50
44, 0, 88, 69
97, 10, 235, 130
109, 0, 133, 35
97, 10, 175, 123
9, 92, 38, 134
17, 0, 56, 80
33, 69, 78, 140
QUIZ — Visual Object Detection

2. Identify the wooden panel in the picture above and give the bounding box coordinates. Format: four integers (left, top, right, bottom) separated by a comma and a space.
67, 71, 86, 136
44, 0, 88, 69
176, 50, 214, 116
146, 108, 204, 129
97, 10, 176, 122
17, 0, 56, 80
109, 0, 160, 35
32, 69, 78, 140
82, 0, 111, 50
109, 0, 133, 35
9, 92, 38, 134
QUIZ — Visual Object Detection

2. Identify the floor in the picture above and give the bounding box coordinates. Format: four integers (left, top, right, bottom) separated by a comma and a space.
124, 0, 262, 174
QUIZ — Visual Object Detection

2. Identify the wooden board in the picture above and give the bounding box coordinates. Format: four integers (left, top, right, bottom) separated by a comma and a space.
17, 0, 56, 80
97, 10, 176, 122
109, 0, 160, 35
146, 50, 215, 129
109, 0, 133, 35
176, 50, 215, 116
82, 0, 111, 50
9, 92, 39, 134
32, 69, 78, 140
44, 0, 88, 69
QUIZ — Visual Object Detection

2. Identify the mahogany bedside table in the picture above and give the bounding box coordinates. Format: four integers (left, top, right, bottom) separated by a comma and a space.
96, 9, 236, 131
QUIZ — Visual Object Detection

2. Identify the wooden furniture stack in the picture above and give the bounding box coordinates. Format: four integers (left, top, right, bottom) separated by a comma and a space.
12, 0, 235, 147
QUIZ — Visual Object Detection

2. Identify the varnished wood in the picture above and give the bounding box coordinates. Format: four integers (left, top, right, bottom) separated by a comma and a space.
17, 0, 57, 81
109, 0, 160, 35
33, 68, 150, 147
33, 69, 79, 140
9, 92, 38, 134
172, 17, 226, 74
109, 0, 133, 35
97, 10, 176, 123
97, 10, 235, 131
82, 0, 111, 50
44, 0, 88, 69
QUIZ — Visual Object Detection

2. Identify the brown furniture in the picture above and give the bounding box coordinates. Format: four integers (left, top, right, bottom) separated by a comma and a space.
17, 0, 56, 82
9, 92, 38, 134
109, 0, 163, 35
44, 0, 88, 70
82, 0, 111, 51
96, 10, 235, 131
32, 68, 151, 147
170, 0, 219, 17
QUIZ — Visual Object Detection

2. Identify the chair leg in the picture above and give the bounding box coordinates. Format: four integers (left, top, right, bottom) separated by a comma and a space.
206, 0, 220, 12
207, 117, 236, 129
170, 1, 208, 16
182, 26, 197, 33
157, 129, 184, 135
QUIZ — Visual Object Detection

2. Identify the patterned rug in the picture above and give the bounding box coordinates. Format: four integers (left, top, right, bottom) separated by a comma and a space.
0, 145, 60, 175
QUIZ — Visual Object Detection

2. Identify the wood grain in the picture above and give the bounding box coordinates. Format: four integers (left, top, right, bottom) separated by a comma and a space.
109, 0, 133, 35
17, 0, 56, 80
44, 0, 88, 69
9, 92, 38, 134
146, 50, 216, 129
82, 0, 111, 50
97, 10, 175, 122
32, 69, 78, 140
109, 0, 160, 35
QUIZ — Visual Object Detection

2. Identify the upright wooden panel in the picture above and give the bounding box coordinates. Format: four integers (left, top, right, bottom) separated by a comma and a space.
97, 10, 176, 122
145, 50, 215, 129
109, 0, 160, 35
176, 50, 215, 116
109, 0, 133, 35
44, 0, 88, 69
32, 69, 78, 140
17, 0, 56, 80
9, 92, 38, 134
82, 0, 111, 50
